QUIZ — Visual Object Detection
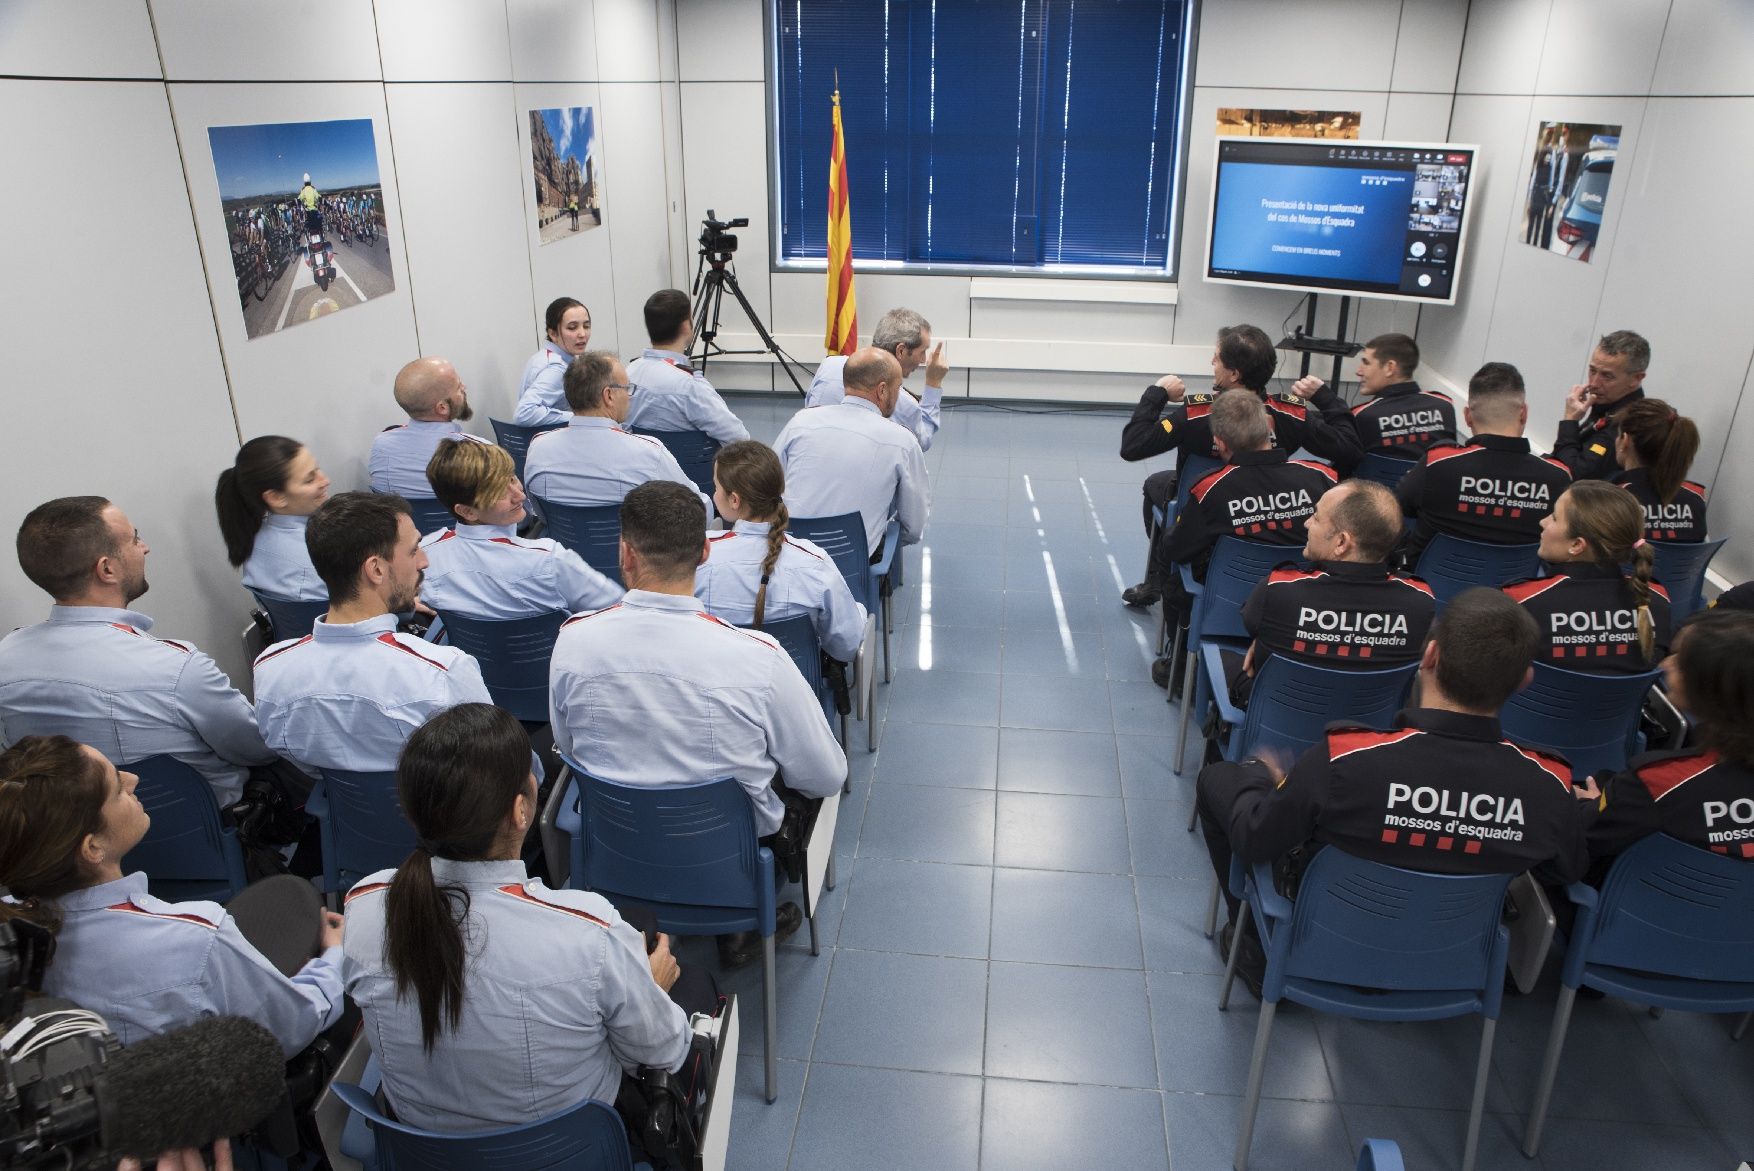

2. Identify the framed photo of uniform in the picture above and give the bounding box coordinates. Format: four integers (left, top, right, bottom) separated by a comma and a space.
1518, 120, 1622, 263
206, 118, 396, 339
530, 106, 603, 245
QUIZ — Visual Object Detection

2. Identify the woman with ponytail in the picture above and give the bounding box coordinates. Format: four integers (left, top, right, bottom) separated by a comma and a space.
0, 735, 345, 1055
694, 440, 867, 661
1612, 397, 1708, 542
214, 435, 331, 601
340, 704, 693, 1133
1502, 480, 1671, 674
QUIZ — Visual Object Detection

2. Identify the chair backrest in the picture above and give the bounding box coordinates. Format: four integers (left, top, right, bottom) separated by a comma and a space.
121, 755, 247, 900
1650, 537, 1727, 620
314, 768, 415, 892
740, 614, 825, 696
1354, 452, 1418, 489
1173, 454, 1224, 519
1194, 538, 1288, 642
1276, 848, 1511, 1013
1498, 663, 1659, 782
628, 428, 721, 497
787, 513, 877, 611
436, 610, 567, 723
530, 498, 622, 583
1585, 834, 1754, 984
489, 419, 566, 482
329, 1081, 635, 1171
403, 497, 456, 539
1239, 657, 1419, 763
251, 590, 327, 643
1414, 534, 1541, 608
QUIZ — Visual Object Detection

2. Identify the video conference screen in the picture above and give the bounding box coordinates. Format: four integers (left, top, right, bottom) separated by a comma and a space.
1205, 137, 1479, 305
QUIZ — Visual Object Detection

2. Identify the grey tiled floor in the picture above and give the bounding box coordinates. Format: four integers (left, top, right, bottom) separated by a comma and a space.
706, 393, 1751, 1171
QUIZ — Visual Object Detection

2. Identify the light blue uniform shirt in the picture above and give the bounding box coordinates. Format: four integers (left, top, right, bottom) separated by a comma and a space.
624, 349, 750, 444
369, 420, 487, 497
524, 416, 709, 510
694, 520, 867, 661
252, 613, 491, 775
240, 513, 325, 603
549, 590, 847, 837
38, 872, 344, 1057
0, 606, 274, 805
808, 354, 943, 451
513, 343, 573, 427
341, 858, 689, 1134
419, 522, 622, 620
774, 397, 932, 555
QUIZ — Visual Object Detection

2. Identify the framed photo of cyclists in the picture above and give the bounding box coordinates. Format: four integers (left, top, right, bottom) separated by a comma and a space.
529, 106, 603, 244
206, 117, 396, 338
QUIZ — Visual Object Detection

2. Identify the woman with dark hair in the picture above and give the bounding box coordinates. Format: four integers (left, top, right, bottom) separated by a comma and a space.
693, 440, 866, 661
1503, 480, 1671, 674
215, 435, 331, 601
0, 735, 345, 1055
1612, 397, 1708, 542
513, 296, 592, 427
1588, 608, 1754, 866
341, 703, 692, 1132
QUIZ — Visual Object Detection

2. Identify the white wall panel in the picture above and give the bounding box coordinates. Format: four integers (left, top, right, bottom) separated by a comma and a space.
1455, 0, 1552, 95
507, 0, 601, 82
168, 83, 419, 494
0, 0, 160, 78
597, 83, 679, 360
1704, 362, 1754, 584
1390, 0, 1469, 94
1534, 0, 1666, 96
1651, 0, 1754, 96
385, 83, 535, 426
375, 0, 513, 82
677, 0, 765, 83
152, 0, 383, 81
680, 81, 773, 324
594, 0, 664, 82
1194, 0, 1402, 93
0, 80, 247, 679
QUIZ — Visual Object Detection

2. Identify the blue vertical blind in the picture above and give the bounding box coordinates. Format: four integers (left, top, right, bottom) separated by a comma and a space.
774, 0, 1190, 273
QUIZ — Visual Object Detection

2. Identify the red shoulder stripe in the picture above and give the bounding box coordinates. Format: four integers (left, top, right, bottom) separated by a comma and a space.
1427, 389, 1454, 403
1266, 398, 1309, 421
254, 634, 314, 667
1682, 480, 1706, 497
109, 622, 142, 636
158, 639, 194, 655
1424, 445, 1476, 467
496, 883, 610, 926
1350, 401, 1372, 417
1292, 460, 1340, 483
1508, 743, 1573, 791
1328, 727, 1421, 761
1190, 464, 1236, 503
698, 611, 777, 646
1185, 403, 1211, 420
345, 881, 391, 904
487, 536, 545, 550
1648, 580, 1670, 602
432, 530, 458, 543
105, 902, 219, 929
1503, 577, 1568, 603
1637, 751, 1718, 800
1267, 567, 1320, 586
1392, 574, 1436, 600
783, 536, 826, 560
375, 632, 450, 670
1541, 457, 1572, 475
708, 532, 738, 543
562, 603, 622, 628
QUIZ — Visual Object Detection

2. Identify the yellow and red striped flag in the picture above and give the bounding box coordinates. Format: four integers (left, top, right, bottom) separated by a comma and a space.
825, 87, 857, 356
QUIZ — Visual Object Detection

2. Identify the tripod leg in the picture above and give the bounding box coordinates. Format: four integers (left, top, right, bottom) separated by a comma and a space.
721, 269, 808, 396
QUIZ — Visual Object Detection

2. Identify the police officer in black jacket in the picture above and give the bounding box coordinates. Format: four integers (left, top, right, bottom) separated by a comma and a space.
1197, 588, 1599, 993
1552, 330, 1651, 481
1397, 361, 1572, 564
1300, 333, 1456, 461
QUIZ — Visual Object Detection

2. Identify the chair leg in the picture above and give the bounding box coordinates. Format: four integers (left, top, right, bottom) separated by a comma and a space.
1186, 797, 1201, 832
1232, 999, 1277, 1171
825, 852, 837, 892
1521, 983, 1578, 1157
881, 597, 893, 684
762, 934, 778, 1104
1734, 1011, 1751, 1042
1203, 877, 1220, 939
1219, 900, 1251, 1011
1175, 657, 1198, 762
1461, 1016, 1496, 1171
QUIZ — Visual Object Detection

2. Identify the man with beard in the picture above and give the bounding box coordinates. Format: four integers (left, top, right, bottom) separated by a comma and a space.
369, 357, 490, 499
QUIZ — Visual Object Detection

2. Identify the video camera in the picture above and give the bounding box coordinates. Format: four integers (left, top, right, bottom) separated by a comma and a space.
698, 209, 749, 262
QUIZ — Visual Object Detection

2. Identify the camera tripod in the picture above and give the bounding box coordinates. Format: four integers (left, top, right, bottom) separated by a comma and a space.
689, 250, 807, 396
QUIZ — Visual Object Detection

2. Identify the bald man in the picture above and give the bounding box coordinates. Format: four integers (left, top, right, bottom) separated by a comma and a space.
774, 347, 930, 557
368, 357, 489, 498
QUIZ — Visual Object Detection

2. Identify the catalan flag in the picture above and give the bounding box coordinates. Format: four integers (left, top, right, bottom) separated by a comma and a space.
824, 87, 857, 356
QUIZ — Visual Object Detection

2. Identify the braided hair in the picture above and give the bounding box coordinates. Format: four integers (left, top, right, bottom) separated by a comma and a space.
713, 440, 789, 627
1560, 480, 1657, 663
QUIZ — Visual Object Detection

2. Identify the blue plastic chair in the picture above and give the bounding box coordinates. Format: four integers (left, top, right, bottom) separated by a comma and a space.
329, 1080, 640, 1171
1523, 834, 1754, 1156
1650, 536, 1726, 620
1414, 533, 1541, 608
309, 768, 414, 899
741, 614, 841, 748
435, 610, 568, 724
531, 497, 622, 584
403, 496, 456, 538
251, 590, 326, 643
1354, 451, 1419, 489
789, 512, 901, 694
1175, 538, 1290, 762
120, 755, 248, 903
489, 418, 567, 484
628, 427, 721, 498
1498, 663, 1660, 783
1221, 850, 1512, 1171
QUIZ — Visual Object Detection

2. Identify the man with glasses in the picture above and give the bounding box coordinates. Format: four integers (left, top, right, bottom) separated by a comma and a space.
523, 351, 711, 511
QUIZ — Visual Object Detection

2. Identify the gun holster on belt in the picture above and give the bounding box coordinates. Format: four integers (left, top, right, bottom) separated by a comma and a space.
624, 992, 729, 1170
768, 783, 821, 885
822, 654, 853, 717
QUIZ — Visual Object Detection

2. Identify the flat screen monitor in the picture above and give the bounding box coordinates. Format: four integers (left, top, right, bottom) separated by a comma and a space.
1205, 137, 1479, 305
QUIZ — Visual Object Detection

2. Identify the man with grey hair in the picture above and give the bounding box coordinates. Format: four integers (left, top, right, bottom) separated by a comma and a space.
523, 350, 708, 510
1553, 329, 1650, 480
807, 307, 950, 450
368, 357, 489, 497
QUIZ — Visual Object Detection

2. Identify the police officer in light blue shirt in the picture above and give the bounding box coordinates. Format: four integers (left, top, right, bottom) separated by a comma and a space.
524, 350, 711, 511
420, 438, 621, 619
369, 357, 490, 497
253, 493, 490, 777
0, 497, 276, 806
807, 306, 949, 451
216, 435, 333, 603
513, 297, 593, 427
0, 737, 346, 1057
624, 288, 750, 444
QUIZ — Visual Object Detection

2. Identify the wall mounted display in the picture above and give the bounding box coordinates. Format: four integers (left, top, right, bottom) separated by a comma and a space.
1518, 120, 1621, 263
208, 118, 396, 339
1217, 108, 1361, 140
530, 106, 602, 244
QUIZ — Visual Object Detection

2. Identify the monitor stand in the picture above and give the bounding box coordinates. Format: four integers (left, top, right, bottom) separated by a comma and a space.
1276, 294, 1363, 388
